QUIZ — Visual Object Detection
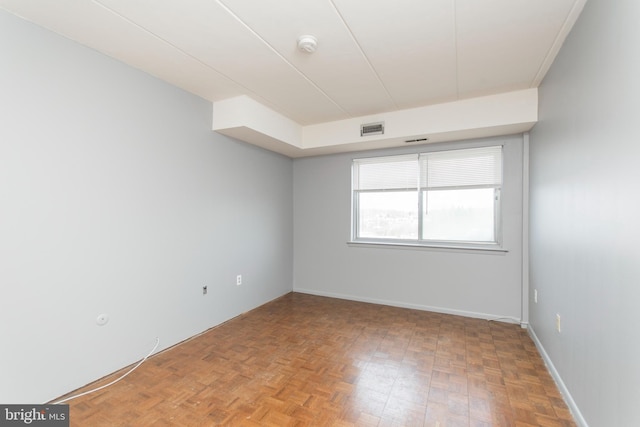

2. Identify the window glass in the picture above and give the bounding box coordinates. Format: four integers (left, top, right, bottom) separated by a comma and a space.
422, 188, 496, 242
357, 191, 418, 239
352, 145, 502, 247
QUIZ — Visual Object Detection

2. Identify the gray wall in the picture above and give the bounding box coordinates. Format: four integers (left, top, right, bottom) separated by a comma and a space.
529, 0, 640, 426
293, 136, 525, 321
0, 10, 293, 403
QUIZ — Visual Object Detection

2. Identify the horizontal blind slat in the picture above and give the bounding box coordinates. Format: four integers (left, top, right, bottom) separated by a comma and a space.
353, 154, 418, 190
420, 146, 502, 188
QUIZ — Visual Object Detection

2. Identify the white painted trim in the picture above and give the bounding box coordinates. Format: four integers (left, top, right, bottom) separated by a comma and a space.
293, 288, 521, 325
531, 0, 589, 86
528, 326, 589, 427
521, 133, 530, 325
347, 241, 508, 255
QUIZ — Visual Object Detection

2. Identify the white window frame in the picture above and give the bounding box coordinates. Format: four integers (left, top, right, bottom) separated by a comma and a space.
351, 145, 504, 251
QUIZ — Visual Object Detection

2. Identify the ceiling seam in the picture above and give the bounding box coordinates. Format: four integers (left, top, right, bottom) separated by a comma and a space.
326, 0, 399, 111
215, 0, 350, 119
90, 0, 302, 121
453, 0, 460, 100
530, 0, 588, 87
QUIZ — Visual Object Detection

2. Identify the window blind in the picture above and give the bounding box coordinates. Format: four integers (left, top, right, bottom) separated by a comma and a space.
419, 146, 502, 189
353, 154, 418, 191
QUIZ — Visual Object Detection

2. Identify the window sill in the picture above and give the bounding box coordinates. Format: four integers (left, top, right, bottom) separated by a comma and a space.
347, 241, 508, 254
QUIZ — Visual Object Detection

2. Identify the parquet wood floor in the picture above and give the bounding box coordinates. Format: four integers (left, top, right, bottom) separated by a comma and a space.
57, 292, 576, 426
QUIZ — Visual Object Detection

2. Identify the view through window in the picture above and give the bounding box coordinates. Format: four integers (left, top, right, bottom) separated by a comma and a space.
352, 145, 502, 246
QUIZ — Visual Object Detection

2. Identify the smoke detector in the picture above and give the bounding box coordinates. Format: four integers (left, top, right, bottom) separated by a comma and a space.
297, 35, 318, 53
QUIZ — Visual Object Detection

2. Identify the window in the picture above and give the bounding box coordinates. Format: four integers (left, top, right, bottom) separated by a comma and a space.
352, 145, 502, 247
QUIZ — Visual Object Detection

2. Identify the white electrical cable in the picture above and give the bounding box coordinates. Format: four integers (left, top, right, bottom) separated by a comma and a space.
487, 317, 521, 325
51, 337, 160, 405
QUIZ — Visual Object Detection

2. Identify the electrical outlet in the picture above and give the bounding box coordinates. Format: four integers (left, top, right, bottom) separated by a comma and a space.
236, 275, 242, 286
202, 285, 207, 295
556, 314, 561, 333
534, 289, 538, 303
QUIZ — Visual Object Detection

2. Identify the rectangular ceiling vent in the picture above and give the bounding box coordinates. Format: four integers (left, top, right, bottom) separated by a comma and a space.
360, 122, 384, 137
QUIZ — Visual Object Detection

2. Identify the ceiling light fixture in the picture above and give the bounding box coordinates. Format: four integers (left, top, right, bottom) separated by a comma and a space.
297, 35, 318, 53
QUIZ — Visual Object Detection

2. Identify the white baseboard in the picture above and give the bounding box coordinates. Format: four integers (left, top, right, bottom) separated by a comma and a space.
293, 287, 522, 325
527, 326, 589, 427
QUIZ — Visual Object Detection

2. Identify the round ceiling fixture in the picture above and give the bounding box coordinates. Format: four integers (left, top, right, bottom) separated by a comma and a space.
297, 35, 318, 53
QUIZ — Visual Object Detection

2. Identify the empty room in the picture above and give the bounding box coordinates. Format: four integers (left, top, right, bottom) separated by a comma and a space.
1, 1, 638, 426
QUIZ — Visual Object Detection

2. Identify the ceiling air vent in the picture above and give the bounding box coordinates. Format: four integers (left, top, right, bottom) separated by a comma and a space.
360, 122, 384, 137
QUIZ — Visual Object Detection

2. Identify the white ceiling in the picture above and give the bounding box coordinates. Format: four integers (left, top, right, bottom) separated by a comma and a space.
0, 0, 587, 156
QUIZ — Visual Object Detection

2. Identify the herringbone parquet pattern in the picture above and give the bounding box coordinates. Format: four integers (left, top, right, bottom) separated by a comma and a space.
58, 293, 575, 426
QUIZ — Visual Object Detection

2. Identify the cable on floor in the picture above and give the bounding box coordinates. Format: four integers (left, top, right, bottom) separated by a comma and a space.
51, 337, 160, 405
